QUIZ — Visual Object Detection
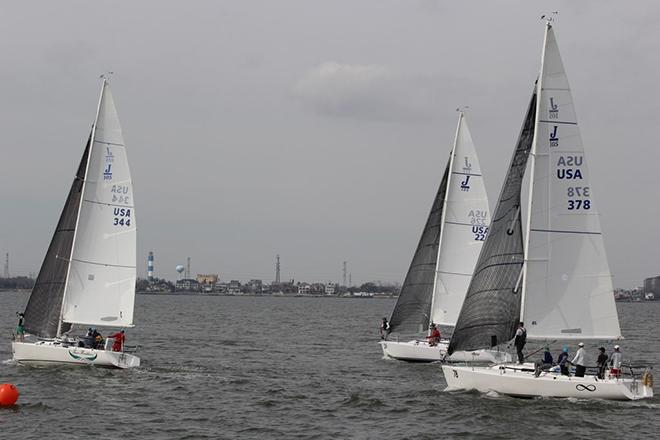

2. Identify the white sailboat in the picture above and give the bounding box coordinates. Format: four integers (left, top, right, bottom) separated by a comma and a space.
11, 78, 140, 369
442, 21, 653, 400
380, 112, 509, 363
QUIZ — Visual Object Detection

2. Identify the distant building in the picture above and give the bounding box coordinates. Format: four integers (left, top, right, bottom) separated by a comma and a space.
644, 276, 660, 299
310, 283, 325, 295
196, 274, 219, 285
324, 282, 336, 295
176, 278, 200, 292
298, 282, 311, 295
227, 280, 242, 294
246, 279, 263, 294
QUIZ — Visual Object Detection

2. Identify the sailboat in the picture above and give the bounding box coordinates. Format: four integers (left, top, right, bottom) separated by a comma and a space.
11, 77, 140, 369
441, 21, 653, 400
380, 112, 510, 363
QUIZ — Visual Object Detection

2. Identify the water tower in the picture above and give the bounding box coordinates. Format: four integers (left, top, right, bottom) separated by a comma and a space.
176, 265, 185, 280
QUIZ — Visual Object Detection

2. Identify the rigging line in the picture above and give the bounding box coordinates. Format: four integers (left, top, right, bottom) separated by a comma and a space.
445, 221, 486, 227
451, 172, 483, 177
530, 228, 601, 235
71, 258, 136, 269
94, 140, 125, 147
83, 199, 135, 209
538, 120, 577, 125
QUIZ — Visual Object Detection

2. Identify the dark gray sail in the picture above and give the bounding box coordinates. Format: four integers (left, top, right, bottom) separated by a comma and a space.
389, 164, 450, 333
448, 91, 537, 354
23, 136, 91, 338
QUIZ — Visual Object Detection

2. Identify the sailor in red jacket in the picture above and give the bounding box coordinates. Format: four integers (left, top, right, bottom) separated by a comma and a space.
109, 330, 125, 352
426, 324, 441, 347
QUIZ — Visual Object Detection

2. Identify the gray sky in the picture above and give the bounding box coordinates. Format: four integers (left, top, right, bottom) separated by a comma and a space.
1, 1, 659, 287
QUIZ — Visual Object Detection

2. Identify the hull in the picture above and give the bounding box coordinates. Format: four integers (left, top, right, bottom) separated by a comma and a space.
441, 364, 653, 401
380, 340, 512, 364
380, 340, 447, 362
12, 341, 140, 369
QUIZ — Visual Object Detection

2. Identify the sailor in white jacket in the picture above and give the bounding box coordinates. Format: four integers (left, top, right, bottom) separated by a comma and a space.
571, 342, 586, 377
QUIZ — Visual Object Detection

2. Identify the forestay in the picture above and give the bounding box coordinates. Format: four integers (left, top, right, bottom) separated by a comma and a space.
431, 113, 490, 326
448, 92, 537, 354
522, 25, 621, 340
61, 81, 137, 327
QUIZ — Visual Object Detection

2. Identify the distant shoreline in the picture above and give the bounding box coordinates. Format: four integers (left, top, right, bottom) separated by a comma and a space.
137, 291, 397, 299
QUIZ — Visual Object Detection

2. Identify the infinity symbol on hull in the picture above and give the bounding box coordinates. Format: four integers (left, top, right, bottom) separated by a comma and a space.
576, 384, 596, 392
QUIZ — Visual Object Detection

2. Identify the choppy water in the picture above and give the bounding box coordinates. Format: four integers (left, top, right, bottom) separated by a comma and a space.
0, 292, 658, 439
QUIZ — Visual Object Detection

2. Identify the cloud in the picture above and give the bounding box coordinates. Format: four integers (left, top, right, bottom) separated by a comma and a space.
292, 62, 437, 122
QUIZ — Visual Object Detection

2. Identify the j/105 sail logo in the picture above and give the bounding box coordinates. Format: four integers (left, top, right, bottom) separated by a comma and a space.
549, 126, 559, 147
549, 97, 559, 119
103, 147, 114, 180
460, 175, 470, 191
462, 157, 472, 173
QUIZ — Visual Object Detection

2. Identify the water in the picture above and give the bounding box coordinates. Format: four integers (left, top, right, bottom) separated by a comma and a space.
1, 292, 658, 439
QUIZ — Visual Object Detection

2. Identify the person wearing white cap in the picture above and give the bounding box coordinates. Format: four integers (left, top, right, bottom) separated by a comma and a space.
610, 345, 623, 377
570, 342, 586, 377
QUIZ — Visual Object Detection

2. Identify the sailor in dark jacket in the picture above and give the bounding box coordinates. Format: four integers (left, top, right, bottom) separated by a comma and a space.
514, 322, 527, 364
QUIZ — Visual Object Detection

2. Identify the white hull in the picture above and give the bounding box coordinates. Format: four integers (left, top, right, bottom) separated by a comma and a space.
12, 341, 140, 369
380, 340, 512, 364
441, 363, 653, 401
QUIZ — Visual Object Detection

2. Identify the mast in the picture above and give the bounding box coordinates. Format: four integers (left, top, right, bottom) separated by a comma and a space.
56, 78, 106, 337
428, 111, 461, 327
520, 22, 549, 324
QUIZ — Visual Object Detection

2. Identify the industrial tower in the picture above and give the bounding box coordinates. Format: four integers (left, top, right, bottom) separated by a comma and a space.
186, 257, 191, 279
3, 253, 9, 278
275, 254, 281, 284
342, 261, 347, 286
147, 251, 154, 281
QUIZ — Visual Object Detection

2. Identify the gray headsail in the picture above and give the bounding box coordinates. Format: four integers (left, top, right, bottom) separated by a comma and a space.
389, 164, 450, 333
448, 91, 537, 354
23, 136, 91, 338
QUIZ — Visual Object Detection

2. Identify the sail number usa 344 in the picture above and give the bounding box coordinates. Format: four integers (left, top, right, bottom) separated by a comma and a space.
113, 208, 132, 227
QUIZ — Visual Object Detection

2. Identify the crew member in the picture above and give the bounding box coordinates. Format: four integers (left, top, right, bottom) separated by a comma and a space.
15, 312, 25, 342
92, 328, 103, 349
109, 330, 125, 352
596, 347, 608, 379
571, 342, 586, 377
610, 345, 623, 377
380, 317, 391, 340
557, 346, 570, 376
514, 322, 527, 364
426, 323, 441, 347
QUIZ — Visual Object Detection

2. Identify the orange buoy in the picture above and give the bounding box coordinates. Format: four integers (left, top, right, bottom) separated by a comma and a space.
0, 383, 19, 406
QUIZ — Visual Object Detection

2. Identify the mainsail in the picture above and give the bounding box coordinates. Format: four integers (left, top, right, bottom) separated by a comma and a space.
522, 25, 621, 340
389, 166, 450, 333
60, 80, 137, 328
431, 113, 490, 326
448, 91, 537, 354
22, 138, 91, 338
